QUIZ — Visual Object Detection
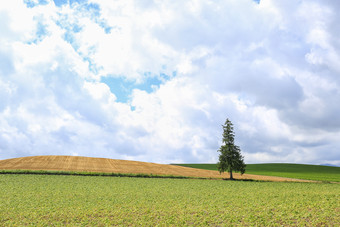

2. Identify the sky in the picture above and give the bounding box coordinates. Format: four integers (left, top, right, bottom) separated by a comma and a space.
0, 0, 340, 166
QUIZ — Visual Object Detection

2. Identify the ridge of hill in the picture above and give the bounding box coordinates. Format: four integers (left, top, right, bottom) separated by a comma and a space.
0, 156, 314, 182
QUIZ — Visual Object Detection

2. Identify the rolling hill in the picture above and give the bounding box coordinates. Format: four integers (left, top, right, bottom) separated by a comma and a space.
0, 156, 314, 182
174, 163, 340, 182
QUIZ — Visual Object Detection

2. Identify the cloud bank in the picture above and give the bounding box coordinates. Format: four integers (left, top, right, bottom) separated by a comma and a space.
0, 0, 339, 165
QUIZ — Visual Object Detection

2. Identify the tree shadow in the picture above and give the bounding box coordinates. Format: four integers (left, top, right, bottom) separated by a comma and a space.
222, 178, 257, 182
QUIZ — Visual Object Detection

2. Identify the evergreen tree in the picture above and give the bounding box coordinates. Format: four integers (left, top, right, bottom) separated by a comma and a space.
217, 118, 246, 179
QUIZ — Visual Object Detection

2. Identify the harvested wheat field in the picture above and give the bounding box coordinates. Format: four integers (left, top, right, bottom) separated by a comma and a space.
0, 155, 313, 182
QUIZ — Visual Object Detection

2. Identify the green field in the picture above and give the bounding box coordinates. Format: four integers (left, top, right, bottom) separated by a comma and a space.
0, 174, 339, 226
174, 163, 340, 182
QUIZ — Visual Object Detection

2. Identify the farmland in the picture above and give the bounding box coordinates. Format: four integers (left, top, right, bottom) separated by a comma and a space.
0, 174, 339, 226
0, 156, 314, 182
175, 163, 340, 182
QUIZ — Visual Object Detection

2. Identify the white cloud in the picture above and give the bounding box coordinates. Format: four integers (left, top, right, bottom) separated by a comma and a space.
0, 0, 340, 166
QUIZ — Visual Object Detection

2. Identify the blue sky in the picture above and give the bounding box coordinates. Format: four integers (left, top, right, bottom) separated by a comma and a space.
101, 74, 166, 103
0, 0, 340, 166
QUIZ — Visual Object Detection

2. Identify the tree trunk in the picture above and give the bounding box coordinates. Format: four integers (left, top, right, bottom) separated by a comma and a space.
230, 169, 233, 180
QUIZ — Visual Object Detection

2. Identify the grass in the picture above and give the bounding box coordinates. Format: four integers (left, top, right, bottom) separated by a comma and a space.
0, 174, 339, 226
174, 163, 340, 182
174, 163, 219, 171
246, 163, 340, 182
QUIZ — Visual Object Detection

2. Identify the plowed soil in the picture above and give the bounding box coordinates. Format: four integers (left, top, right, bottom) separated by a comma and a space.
0, 156, 313, 182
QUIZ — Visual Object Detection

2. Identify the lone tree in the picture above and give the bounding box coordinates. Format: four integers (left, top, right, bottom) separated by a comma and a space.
217, 118, 246, 180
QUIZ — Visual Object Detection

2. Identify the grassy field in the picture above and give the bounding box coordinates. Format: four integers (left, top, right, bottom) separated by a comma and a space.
0, 174, 339, 226
174, 163, 340, 182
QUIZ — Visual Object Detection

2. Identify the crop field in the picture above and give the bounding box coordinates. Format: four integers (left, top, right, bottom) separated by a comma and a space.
0, 156, 313, 182
175, 163, 340, 182
0, 155, 233, 179
0, 174, 339, 226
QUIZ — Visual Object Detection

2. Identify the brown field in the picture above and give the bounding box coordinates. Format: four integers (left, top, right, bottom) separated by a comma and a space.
0, 155, 314, 182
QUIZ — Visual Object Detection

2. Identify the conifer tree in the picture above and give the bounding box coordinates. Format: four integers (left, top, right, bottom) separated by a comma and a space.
217, 118, 246, 179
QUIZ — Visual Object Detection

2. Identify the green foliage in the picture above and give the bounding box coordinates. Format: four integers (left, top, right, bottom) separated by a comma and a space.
217, 118, 246, 178
0, 174, 339, 226
174, 163, 340, 182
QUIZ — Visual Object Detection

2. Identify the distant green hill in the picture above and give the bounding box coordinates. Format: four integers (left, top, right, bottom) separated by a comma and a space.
173, 163, 340, 182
